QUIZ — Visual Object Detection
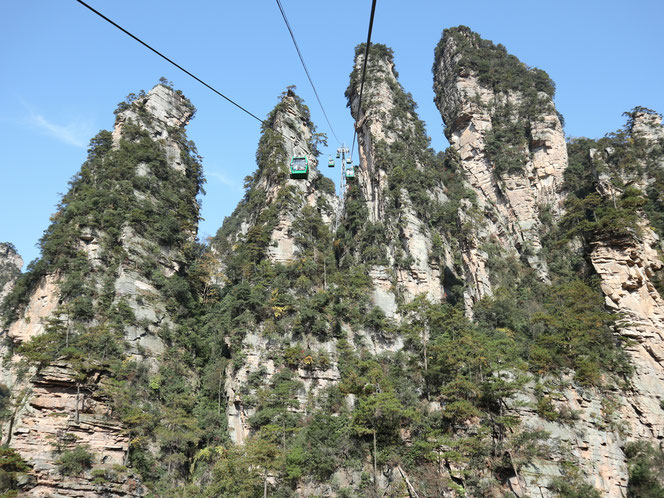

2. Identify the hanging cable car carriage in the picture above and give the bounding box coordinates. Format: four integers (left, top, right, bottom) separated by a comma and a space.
346, 157, 352, 165
345, 167, 356, 180
328, 156, 335, 168
290, 156, 309, 179
336, 151, 341, 159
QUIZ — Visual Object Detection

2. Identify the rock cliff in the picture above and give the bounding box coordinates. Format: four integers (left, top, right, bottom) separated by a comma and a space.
344, 44, 458, 318
211, 89, 342, 444
213, 89, 338, 268
0, 83, 202, 496
433, 26, 567, 308
1, 25, 663, 498
0, 243, 22, 304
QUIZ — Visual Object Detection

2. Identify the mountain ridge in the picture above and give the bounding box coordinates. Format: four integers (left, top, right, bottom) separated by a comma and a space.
1, 26, 663, 497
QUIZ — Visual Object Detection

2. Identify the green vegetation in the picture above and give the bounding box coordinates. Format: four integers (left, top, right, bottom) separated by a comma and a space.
625, 441, 664, 497
55, 445, 94, 476
435, 26, 558, 178
1, 37, 661, 497
435, 26, 555, 98
0, 447, 30, 494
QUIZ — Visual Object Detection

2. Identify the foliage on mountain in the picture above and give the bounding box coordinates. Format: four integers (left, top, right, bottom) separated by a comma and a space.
625, 441, 664, 498
435, 26, 559, 178
561, 107, 664, 246
2, 33, 662, 497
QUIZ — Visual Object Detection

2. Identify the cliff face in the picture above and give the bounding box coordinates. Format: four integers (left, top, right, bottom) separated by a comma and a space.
211, 90, 342, 444
344, 44, 457, 318
433, 26, 567, 308
2, 26, 664, 498
428, 29, 664, 497
0, 83, 202, 496
0, 243, 22, 305
214, 90, 338, 267
582, 110, 664, 492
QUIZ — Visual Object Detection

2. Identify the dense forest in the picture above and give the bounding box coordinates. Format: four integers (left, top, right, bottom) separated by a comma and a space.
1, 27, 664, 497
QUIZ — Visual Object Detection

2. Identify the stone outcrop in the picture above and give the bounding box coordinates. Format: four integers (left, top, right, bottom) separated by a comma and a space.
591, 227, 664, 438
505, 379, 629, 497
6, 363, 143, 497
0, 242, 22, 303
108, 84, 198, 359
213, 90, 341, 443
214, 90, 338, 267
0, 84, 200, 496
346, 45, 454, 317
433, 27, 567, 308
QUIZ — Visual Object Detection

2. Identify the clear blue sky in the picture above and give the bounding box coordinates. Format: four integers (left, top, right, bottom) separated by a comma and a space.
1, 1, 662, 268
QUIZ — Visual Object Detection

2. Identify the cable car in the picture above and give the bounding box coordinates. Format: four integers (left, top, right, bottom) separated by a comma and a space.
290, 156, 309, 179
346, 157, 352, 165
328, 157, 335, 168
336, 151, 341, 159
345, 167, 355, 180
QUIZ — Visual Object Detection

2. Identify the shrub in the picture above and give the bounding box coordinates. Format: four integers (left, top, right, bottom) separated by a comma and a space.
56, 445, 94, 475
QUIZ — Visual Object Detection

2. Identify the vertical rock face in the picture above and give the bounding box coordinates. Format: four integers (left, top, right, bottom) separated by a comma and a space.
575, 111, 664, 495
591, 229, 664, 437
0, 83, 202, 496
433, 26, 567, 307
345, 44, 454, 317
0, 243, 22, 304
214, 90, 338, 267
212, 90, 340, 443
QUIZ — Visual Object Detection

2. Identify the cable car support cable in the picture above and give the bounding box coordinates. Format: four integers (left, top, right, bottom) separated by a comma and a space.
350, 0, 378, 163
74, 0, 272, 128
274, 0, 342, 146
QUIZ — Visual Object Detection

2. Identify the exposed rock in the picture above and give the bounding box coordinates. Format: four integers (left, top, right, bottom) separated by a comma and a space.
631, 109, 664, 143
7, 274, 61, 346
214, 91, 338, 268
225, 331, 341, 444
0, 84, 200, 495
0, 242, 23, 303
590, 227, 664, 436
506, 378, 630, 497
433, 27, 567, 308
346, 45, 452, 317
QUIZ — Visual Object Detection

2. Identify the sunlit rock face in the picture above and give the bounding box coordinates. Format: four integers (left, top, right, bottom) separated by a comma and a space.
346, 45, 453, 318
0, 84, 201, 496
434, 27, 567, 309
0, 243, 22, 303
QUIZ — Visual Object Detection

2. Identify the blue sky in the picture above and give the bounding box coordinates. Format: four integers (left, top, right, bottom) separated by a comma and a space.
1, 0, 663, 268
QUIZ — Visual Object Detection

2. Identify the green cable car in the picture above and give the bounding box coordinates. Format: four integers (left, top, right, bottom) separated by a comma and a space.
328, 157, 335, 168
290, 156, 309, 179
345, 167, 355, 180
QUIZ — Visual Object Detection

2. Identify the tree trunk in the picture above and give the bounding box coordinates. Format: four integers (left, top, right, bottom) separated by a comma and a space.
217, 371, 223, 415
263, 471, 268, 498
373, 429, 378, 492
423, 337, 429, 401
398, 465, 420, 498
75, 383, 80, 423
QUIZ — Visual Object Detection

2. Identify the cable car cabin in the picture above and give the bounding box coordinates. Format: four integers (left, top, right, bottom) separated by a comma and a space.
336, 151, 341, 159
346, 157, 352, 165
328, 157, 335, 168
345, 167, 356, 180
290, 156, 309, 179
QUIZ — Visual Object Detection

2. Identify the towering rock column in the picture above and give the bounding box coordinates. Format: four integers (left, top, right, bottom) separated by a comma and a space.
586, 110, 664, 441
0, 83, 202, 496
213, 89, 338, 267
0, 243, 23, 304
433, 26, 567, 307
346, 44, 453, 317
212, 89, 340, 444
